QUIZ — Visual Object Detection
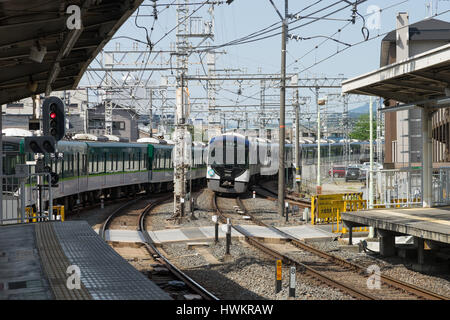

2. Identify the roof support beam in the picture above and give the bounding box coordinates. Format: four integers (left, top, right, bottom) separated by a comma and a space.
381, 79, 444, 94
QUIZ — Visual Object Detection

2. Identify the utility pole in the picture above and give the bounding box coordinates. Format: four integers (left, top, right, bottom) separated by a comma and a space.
174, 0, 190, 220
316, 87, 321, 192
276, 0, 288, 217
148, 88, 153, 137
294, 89, 300, 192
343, 94, 350, 165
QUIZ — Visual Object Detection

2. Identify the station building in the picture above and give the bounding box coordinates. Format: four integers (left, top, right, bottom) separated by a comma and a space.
382, 17, 450, 169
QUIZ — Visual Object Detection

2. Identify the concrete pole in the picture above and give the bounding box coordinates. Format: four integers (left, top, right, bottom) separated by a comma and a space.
422, 108, 432, 207
295, 90, 300, 192
149, 89, 153, 138
277, 1, 287, 217
174, 73, 186, 219
316, 87, 321, 191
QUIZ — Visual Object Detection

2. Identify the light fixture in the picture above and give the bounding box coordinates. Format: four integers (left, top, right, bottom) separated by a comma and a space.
29, 43, 47, 63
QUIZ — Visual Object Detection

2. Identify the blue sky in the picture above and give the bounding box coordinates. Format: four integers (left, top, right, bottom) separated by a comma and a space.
81, 0, 450, 123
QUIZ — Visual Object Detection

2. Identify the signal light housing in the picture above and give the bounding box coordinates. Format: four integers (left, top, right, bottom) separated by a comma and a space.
24, 136, 56, 154
43, 97, 65, 141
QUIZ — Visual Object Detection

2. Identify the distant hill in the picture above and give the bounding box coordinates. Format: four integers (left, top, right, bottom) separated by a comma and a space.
349, 102, 378, 118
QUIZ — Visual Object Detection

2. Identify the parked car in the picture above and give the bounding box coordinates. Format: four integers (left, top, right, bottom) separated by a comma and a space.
345, 167, 365, 182
361, 162, 383, 171
328, 166, 346, 178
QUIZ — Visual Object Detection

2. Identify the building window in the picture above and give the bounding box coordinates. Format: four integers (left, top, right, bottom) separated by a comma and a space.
88, 119, 104, 129
113, 121, 125, 130
6, 103, 24, 108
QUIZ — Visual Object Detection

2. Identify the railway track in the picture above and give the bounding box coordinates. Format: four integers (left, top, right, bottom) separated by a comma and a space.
101, 195, 219, 300
254, 184, 311, 209
213, 193, 448, 300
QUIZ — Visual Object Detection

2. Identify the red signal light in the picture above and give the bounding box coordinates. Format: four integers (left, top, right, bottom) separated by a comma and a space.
50, 112, 56, 119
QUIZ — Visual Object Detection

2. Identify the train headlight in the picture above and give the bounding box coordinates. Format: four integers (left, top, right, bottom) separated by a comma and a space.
208, 169, 215, 177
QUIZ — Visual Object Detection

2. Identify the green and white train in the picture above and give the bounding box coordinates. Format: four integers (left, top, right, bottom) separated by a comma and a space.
2, 136, 207, 213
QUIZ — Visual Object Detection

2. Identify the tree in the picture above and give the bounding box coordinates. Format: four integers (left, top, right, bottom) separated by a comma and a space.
349, 114, 376, 141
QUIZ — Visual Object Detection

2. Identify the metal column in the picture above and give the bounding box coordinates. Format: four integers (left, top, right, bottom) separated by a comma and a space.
422, 108, 433, 207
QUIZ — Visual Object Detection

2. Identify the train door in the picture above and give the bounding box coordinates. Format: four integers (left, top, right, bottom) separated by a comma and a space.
102, 152, 107, 187
78, 152, 88, 194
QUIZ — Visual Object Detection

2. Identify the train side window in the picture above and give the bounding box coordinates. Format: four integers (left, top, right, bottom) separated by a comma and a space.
158, 151, 161, 169
108, 153, 113, 171
63, 154, 68, 175
167, 150, 170, 169
135, 152, 139, 170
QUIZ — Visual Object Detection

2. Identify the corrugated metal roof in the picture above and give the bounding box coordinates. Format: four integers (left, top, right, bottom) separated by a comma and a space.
0, 0, 143, 105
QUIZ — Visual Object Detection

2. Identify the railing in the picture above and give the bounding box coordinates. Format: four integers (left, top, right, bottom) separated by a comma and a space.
432, 167, 450, 206
365, 167, 450, 208
1, 173, 55, 225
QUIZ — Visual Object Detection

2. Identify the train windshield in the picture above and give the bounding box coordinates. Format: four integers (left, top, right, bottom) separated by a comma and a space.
209, 136, 249, 168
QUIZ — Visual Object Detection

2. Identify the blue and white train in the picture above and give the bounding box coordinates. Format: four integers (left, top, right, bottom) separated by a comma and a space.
206, 133, 294, 194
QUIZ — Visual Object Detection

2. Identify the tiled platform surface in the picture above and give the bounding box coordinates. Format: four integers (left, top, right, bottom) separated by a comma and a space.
0, 221, 171, 300
341, 207, 450, 244
0, 224, 53, 300
98, 224, 336, 244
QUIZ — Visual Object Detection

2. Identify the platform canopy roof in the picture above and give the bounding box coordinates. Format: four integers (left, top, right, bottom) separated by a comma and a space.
342, 43, 450, 111
0, 0, 143, 105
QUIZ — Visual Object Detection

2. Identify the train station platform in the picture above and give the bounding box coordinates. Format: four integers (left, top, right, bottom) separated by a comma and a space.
341, 207, 450, 265
0, 221, 171, 300
341, 207, 450, 244
99, 224, 336, 244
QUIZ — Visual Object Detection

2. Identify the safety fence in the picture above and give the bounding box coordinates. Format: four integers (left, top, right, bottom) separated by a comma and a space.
311, 192, 369, 233
365, 167, 450, 208
1, 173, 59, 225
432, 167, 450, 206
365, 168, 422, 208
25, 205, 65, 223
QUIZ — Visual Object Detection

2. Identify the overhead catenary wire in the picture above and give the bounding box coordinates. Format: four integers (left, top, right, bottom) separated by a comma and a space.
298, 8, 450, 74
288, 0, 411, 68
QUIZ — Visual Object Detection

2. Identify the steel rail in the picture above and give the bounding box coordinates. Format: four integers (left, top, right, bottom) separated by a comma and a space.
99, 197, 143, 240
213, 194, 376, 300
139, 195, 220, 301
255, 185, 311, 208
237, 197, 449, 301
